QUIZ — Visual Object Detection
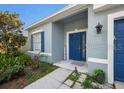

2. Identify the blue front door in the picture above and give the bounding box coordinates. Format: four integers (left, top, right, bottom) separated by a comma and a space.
114, 19, 124, 82
69, 32, 86, 61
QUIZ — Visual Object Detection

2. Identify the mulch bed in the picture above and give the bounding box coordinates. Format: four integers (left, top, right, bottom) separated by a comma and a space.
0, 62, 57, 89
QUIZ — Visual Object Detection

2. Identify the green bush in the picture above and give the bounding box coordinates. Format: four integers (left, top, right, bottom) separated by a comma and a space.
18, 53, 33, 66
92, 69, 105, 84
0, 53, 32, 83
82, 76, 93, 89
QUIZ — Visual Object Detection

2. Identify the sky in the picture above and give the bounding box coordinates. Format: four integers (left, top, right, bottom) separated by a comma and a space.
0, 4, 66, 34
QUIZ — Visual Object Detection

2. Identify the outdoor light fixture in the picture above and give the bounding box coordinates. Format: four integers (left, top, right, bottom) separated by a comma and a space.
95, 22, 103, 34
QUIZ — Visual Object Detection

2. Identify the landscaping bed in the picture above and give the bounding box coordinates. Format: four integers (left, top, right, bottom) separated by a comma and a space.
0, 62, 57, 89
63, 68, 115, 89
0, 12, 58, 89
0, 52, 57, 89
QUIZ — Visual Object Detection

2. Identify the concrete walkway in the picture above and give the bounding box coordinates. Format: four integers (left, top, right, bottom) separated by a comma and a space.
24, 68, 72, 89
115, 81, 124, 89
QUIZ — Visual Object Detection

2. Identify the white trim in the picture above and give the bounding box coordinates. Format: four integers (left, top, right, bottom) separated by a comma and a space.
32, 29, 43, 34
93, 4, 106, 9
108, 10, 124, 84
94, 5, 120, 13
28, 51, 52, 56
66, 28, 87, 60
88, 57, 108, 64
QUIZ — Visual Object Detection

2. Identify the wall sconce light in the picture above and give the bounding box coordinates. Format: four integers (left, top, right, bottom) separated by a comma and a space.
95, 22, 103, 34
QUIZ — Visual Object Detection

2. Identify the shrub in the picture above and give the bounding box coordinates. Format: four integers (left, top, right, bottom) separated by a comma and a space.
32, 52, 41, 69
0, 11, 26, 54
82, 75, 93, 89
18, 52, 33, 66
92, 69, 105, 84
0, 53, 32, 83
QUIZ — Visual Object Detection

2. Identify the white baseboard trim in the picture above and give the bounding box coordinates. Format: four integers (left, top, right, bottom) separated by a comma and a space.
88, 57, 108, 64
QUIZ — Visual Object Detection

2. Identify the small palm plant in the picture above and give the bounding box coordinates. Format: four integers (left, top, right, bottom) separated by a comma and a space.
32, 52, 41, 69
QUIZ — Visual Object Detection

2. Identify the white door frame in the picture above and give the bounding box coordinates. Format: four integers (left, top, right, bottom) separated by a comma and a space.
66, 28, 87, 61
108, 10, 124, 84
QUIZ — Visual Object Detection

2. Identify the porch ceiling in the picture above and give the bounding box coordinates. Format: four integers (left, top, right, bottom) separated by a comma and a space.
54, 10, 88, 24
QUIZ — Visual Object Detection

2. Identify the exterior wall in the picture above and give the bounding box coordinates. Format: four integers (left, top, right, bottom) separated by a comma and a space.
64, 18, 87, 31
88, 5, 124, 59
27, 51, 52, 63
64, 15, 88, 60
88, 5, 124, 83
88, 5, 108, 59
52, 22, 64, 63
28, 23, 52, 63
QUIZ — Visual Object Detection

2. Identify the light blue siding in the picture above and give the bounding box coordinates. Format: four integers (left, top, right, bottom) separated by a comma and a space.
88, 5, 124, 82
52, 22, 64, 63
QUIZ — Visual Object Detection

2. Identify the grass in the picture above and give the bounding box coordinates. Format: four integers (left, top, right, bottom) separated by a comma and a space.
26, 62, 58, 84
63, 69, 81, 88
0, 62, 58, 89
69, 73, 81, 81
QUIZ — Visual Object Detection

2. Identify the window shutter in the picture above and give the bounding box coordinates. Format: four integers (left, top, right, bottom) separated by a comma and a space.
41, 32, 45, 52
31, 34, 33, 51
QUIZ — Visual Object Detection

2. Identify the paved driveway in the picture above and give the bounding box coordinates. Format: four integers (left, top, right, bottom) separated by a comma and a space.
24, 68, 72, 89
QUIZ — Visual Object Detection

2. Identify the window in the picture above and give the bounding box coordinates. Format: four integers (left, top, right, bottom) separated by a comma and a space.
33, 33, 41, 51
30, 31, 44, 52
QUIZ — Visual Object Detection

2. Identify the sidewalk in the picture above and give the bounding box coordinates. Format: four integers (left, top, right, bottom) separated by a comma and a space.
24, 68, 72, 89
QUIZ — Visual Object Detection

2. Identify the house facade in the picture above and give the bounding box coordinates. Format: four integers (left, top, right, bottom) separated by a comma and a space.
26, 4, 124, 84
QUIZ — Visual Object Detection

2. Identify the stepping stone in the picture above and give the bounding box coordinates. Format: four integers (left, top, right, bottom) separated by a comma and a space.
78, 74, 87, 82
58, 84, 71, 89
64, 79, 73, 87
73, 82, 82, 89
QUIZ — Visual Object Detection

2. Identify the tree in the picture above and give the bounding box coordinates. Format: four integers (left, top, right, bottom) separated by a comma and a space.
0, 11, 26, 54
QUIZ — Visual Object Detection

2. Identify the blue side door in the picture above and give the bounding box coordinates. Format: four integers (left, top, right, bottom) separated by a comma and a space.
69, 32, 86, 61
114, 19, 124, 82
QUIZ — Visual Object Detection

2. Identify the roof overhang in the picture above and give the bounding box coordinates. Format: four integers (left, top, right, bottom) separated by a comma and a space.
26, 4, 88, 31
93, 4, 121, 13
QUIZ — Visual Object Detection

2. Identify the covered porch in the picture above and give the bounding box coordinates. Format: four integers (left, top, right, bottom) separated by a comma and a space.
52, 9, 88, 70
52, 9, 88, 64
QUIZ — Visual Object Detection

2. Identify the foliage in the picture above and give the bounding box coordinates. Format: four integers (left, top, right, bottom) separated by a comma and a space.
82, 75, 93, 89
82, 69, 105, 89
69, 74, 80, 81
0, 53, 32, 83
32, 52, 41, 69
92, 69, 105, 84
68, 67, 80, 81
0, 11, 26, 54
69, 71, 81, 82
0, 62, 57, 88
19, 52, 33, 66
